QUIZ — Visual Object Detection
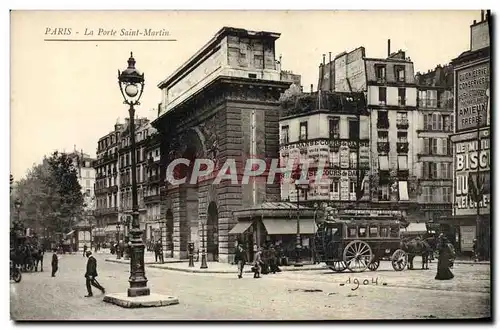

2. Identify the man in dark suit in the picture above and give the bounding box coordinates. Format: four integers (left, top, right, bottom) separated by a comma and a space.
84, 251, 105, 297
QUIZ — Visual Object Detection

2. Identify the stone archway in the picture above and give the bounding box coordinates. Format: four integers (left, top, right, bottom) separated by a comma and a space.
207, 201, 219, 261
165, 209, 174, 258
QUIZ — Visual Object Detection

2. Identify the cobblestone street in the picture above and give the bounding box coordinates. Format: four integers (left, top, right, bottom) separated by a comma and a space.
10, 253, 490, 320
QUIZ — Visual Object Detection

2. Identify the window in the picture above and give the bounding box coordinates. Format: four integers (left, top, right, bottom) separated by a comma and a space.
428, 90, 438, 107
348, 119, 359, 140
358, 226, 367, 238
349, 152, 357, 168
441, 138, 448, 155
378, 185, 390, 201
379, 87, 387, 104
330, 151, 340, 168
369, 226, 379, 238
380, 227, 389, 237
422, 138, 430, 154
443, 187, 452, 203
299, 122, 308, 141
349, 180, 357, 194
431, 113, 443, 131
329, 118, 340, 139
397, 112, 408, 124
378, 111, 389, 126
281, 125, 289, 144
422, 187, 433, 203
398, 155, 408, 170
441, 162, 451, 179
375, 65, 386, 80
398, 88, 406, 106
390, 225, 399, 238
397, 131, 408, 143
431, 138, 438, 155
419, 90, 428, 107
423, 114, 433, 131
430, 162, 438, 179
443, 115, 452, 132
378, 130, 389, 142
396, 66, 405, 82
348, 227, 357, 238
330, 179, 339, 193
378, 155, 389, 170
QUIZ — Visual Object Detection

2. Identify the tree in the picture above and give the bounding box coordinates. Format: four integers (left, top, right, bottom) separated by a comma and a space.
13, 152, 84, 237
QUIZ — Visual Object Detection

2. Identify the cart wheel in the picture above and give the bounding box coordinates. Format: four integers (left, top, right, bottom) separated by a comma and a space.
368, 260, 380, 271
343, 240, 372, 273
391, 249, 408, 271
328, 261, 347, 272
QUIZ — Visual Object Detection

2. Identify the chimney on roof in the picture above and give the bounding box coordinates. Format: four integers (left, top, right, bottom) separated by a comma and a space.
473, 20, 477, 24
481, 10, 485, 21
387, 39, 391, 57
310, 84, 313, 93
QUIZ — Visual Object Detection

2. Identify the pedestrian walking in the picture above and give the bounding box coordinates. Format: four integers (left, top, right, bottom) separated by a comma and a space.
234, 241, 247, 279
435, 236, 455, 281
51, 250, 58, 277
252, 247, 263, 278
472, 239, 479, 262
84, 251, 105, 297
83, 244, 88, 257
268, 244, 280, 274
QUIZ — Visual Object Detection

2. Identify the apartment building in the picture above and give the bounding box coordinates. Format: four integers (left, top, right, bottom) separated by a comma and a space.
93, 124, 122, 241
415, 65, 454, 220
118, 117, 150, 241
279, 91, 370, 205
317, 43, 418, 210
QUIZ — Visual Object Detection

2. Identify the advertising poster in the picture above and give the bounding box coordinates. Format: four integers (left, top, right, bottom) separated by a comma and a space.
454, 136, 490, 216
456, 62, 490, 132
460, 226, 476, 252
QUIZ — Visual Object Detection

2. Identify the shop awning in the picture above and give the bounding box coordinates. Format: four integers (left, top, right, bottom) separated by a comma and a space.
228, 221, 253, 235
262, 219, 316, 235
401, 222, 427, 234
104, 225, 117, 233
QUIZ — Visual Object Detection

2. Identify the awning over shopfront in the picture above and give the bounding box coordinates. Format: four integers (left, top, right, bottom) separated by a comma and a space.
228, 221, 253, 235
262, 219, 316, 235
104, 225, 117, 233
401, 222, 427, 235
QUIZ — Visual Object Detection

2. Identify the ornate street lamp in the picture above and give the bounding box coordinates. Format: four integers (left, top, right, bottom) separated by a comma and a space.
116, 217, 122, 260
124, 216, 131, 260
117, 52, 149, 297
294, 178, 311, 267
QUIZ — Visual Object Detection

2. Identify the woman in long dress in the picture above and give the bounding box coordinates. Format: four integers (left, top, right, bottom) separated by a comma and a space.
435, 236, 454, 280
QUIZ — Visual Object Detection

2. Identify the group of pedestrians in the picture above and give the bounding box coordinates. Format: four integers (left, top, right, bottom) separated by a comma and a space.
234, 241, 282, 279
50, 247, 106, 297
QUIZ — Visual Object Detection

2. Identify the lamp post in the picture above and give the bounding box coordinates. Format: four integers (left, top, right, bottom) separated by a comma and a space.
200, 222, 208, 269
124, 216, 131, 260
116, 218, 121, 260
294, 178, 311, 267
117, 52, 150, 297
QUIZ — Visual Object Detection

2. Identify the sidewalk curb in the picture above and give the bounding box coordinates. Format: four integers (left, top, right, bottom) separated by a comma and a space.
104, 258, 184, 265
147, 264, 325, 274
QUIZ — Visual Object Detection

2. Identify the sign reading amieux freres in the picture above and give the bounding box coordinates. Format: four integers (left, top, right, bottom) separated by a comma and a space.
456, 62, 490, 132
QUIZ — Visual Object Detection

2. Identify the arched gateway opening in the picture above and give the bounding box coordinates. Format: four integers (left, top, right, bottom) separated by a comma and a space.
207, 201, 219, 261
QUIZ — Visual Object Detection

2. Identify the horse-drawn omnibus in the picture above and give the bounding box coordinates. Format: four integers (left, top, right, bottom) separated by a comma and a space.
314, 212, 408, 273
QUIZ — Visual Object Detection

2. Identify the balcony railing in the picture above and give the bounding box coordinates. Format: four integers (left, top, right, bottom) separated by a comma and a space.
147, 175, 161, 183
144, 194, 162, 204
396, 119, 409, 129
95, 206, 118, 216
397, 142, 409, 153
377, 142, 390, 153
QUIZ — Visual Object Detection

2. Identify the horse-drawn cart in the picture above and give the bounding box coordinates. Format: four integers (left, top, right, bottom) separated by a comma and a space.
314, 213, 408, 273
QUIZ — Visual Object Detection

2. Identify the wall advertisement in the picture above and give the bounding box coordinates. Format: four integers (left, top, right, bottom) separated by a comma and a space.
460, 226, 476, 252
454, 135, 490, 216
455, 62, 490, 132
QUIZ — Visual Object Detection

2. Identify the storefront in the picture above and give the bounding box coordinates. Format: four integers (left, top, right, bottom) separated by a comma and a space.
229, 202, 317, 264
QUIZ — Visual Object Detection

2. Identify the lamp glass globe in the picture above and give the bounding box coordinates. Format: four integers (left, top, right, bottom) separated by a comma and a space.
125, 84, 139, 97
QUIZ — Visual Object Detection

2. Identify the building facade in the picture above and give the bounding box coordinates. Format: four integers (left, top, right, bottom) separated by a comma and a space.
414, 65, 454, 221
279, 91, 370, 206
152, 27, 294, 262
117, 117, 151, 242
450, 11, 491, 258
317, 44, 419, 215
93, 124, 122, 241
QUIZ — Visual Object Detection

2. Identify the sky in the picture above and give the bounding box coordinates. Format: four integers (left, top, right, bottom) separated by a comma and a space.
10, 10, 481, 180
